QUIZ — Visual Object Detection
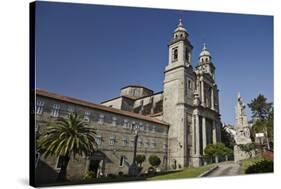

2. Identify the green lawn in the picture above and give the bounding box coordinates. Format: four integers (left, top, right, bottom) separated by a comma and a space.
148, 165, 216, 181
240, 157, 264, 173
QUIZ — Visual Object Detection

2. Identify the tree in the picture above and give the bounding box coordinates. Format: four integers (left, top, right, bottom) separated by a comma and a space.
248, 94, 272, 121
148, 155, 161, 167
37, 112, 97, 181
248, 94, 273, 149
135, 155, 146, 167
238, 143, 256, 158
204, 143, 233, 163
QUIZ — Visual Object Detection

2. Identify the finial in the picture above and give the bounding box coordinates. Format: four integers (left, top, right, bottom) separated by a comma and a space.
178, 18, 183, 27
203, 43, 207, 50
237, 92, 241, 99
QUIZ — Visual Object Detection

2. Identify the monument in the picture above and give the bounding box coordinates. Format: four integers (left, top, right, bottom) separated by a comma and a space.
224, 93, 254, 162
233, 93, 253, 162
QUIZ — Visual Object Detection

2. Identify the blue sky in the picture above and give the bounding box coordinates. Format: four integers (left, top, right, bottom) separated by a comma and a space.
35, 1, 273, 124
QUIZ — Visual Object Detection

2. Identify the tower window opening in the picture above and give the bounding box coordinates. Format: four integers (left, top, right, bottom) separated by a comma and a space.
188, 80, 192, 89
173, 48, 178, 61
205, 58, 208, 62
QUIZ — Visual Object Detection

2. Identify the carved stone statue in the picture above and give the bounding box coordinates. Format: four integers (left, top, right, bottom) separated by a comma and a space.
223, 93, 254, 162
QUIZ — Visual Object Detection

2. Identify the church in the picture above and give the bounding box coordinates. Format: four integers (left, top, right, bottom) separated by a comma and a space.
35, 19, 222, 182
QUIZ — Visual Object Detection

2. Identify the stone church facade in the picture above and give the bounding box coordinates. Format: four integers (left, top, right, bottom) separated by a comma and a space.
101, 19, 222, 168
35, 19, 221, 183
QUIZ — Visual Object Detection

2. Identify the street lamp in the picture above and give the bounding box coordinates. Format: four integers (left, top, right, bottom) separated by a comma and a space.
128, 123, 140, 176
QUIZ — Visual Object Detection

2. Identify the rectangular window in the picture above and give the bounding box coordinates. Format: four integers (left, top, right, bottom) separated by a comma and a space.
112, 116, 117, 126
51, 104, 60, 117
84, 111, 90, 122
109, 136, 115, 145
139, 123, 144, 131
95, 136, 102, 145
123, 119, 128, 128
151, 140, 156, 148
145, 140, 150, 148
36, 100, 44, 114
98, 114, 104, 124
122, 137, 128, 146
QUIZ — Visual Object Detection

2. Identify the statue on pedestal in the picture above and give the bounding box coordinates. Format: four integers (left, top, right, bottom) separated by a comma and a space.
223, 93, 254, 162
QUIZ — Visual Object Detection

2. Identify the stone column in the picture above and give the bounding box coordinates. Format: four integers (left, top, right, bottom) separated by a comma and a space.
212, 120, 217, 144
195, 114, 200, 156
192, 115, 196, 155
202, 117, 207, 153
211, 87, 214, 110
201, 79, 205, 106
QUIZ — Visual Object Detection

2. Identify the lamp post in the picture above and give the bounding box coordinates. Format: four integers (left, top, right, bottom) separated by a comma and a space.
128, 123, 140, 176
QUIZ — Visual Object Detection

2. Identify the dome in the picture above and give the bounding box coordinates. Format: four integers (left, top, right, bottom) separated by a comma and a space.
199, 43, 211, 57
174, 18, 187, 33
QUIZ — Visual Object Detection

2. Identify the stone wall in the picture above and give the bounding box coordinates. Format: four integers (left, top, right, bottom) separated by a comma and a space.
35, 95, 168, 182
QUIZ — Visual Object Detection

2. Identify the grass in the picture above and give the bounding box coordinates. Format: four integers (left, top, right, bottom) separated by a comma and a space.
147, 164, 216, 181
37, 165, 217, 186
240, 156, 264, 173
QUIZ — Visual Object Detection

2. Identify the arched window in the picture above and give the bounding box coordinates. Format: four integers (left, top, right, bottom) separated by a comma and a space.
180, 34, 183, 38
175, 34, 178, 38
188, 80, 192, 89
173, 49, 178, 61
205, 58, 208, 62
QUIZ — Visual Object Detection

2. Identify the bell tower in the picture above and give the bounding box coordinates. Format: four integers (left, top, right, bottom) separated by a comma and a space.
166, 19, 193, 70
163, 19, 195, 169
197, 43, 216, 80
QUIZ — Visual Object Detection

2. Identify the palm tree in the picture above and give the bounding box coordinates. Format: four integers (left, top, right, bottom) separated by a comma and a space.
37, 112, 97, 181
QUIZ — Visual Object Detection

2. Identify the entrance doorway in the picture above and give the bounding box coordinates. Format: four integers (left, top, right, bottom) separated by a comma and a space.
88, 151, 105, 178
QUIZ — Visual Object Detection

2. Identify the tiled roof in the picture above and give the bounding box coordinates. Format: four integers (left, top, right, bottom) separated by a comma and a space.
36, 89, 169, 126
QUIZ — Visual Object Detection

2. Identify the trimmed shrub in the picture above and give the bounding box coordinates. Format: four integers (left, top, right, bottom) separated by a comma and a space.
135, 154, 146, 167
245, 160, 273, 174
148, 155, 161, 167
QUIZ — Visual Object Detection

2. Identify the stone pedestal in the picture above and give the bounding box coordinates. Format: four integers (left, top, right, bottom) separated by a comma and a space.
234, 145, 254, 162
191, 156, 202, 167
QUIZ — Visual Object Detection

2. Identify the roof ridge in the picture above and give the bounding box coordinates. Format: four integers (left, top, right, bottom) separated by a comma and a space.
36, 89, 169, 126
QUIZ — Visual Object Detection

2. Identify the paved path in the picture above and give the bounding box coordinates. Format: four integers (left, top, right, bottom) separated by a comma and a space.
205, 161, 241, 177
